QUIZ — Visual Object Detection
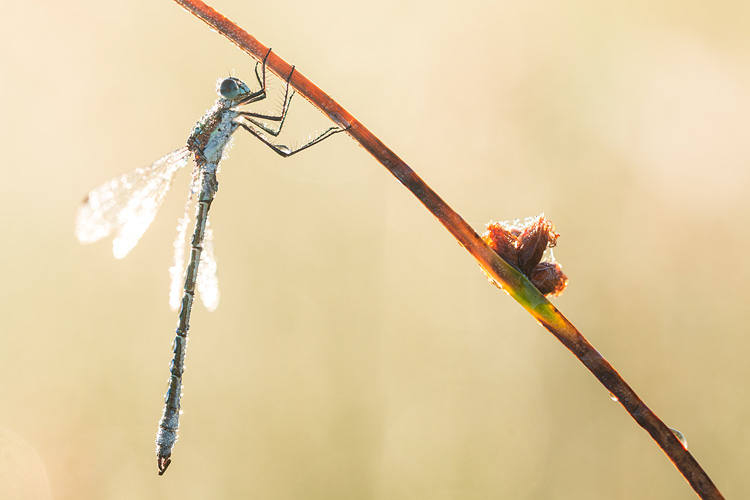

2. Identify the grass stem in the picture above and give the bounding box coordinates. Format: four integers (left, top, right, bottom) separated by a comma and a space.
171, 1, 724, 497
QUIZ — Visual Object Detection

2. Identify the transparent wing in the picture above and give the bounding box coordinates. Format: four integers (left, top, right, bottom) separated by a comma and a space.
197, 215, 220, 312
169, 193, 193, 311
75, 147, 191, 259
168, 165, 203, 311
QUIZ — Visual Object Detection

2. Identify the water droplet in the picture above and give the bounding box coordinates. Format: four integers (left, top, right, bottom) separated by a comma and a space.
609, 392, 618, 402
669, 427, 688, 449
277, 145, 291, 155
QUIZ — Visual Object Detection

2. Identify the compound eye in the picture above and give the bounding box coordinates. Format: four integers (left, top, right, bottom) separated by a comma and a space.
218, 78, 240, 99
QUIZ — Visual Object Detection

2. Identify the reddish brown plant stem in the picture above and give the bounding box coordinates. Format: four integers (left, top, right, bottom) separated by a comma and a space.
171, 1, 724, 498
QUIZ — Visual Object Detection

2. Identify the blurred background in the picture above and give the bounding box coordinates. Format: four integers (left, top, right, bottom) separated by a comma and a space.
1, 0, 749, 498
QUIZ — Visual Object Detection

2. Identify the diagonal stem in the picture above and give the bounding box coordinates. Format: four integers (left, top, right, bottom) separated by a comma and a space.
171, 1, 724, 498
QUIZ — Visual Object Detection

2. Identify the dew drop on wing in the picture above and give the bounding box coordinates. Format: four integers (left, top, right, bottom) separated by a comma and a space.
75, 147, 190, 257
197, 218, 220, 312
169, 165, 201, 310
169, 211, 191, 311
277, 145, 291, 155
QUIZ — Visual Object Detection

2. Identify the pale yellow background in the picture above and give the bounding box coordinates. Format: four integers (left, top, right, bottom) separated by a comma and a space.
1, 1, 748, 498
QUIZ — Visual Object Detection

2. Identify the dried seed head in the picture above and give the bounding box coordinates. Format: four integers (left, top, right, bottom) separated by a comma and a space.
482, 214, 568, 297
530, 261, 568, 297
482, 222, 520, 270
517, 215, 558, 275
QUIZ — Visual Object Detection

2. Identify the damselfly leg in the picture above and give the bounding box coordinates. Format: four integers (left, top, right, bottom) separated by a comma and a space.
237, 60, 344, 157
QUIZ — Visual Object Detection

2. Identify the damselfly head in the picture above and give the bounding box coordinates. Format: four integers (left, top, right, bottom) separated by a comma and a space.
217, 77, 251, 101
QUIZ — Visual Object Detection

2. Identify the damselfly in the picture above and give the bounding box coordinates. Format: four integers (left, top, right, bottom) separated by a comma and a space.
75, 51, 344, 474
